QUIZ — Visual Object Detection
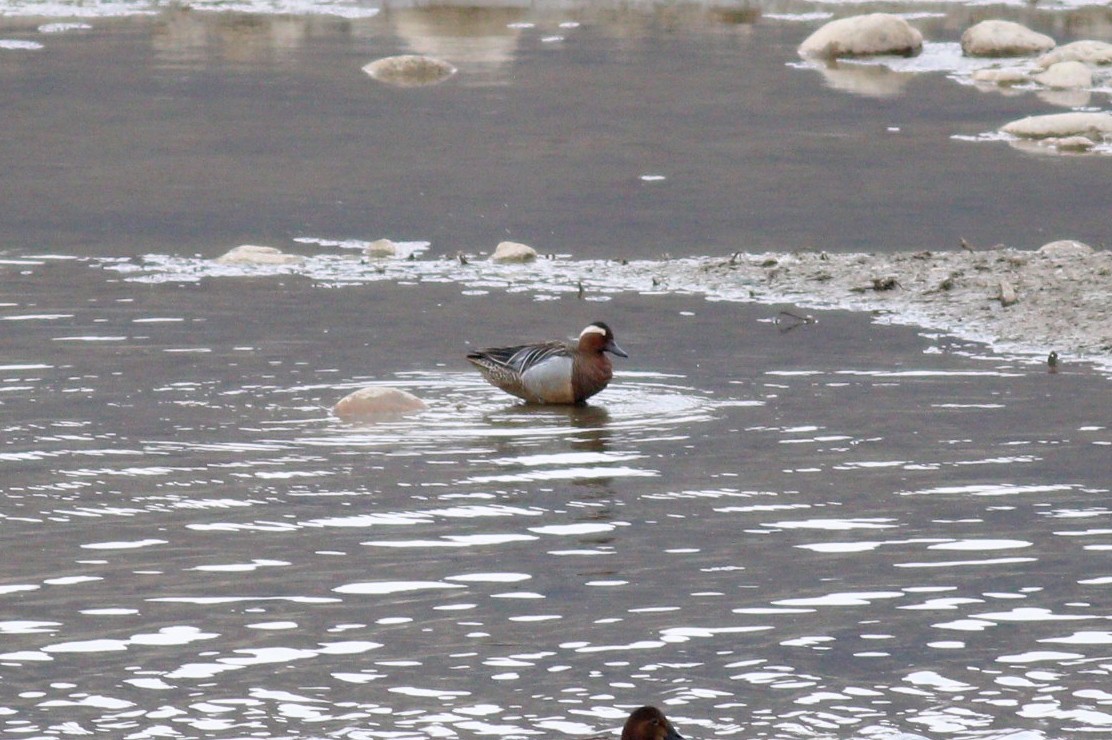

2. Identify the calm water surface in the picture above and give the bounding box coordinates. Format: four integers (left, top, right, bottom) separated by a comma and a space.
2, 2, 1112, 738
1, 1, 1110, 257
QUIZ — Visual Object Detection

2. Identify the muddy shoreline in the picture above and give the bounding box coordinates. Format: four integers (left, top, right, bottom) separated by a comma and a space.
119, 240, 1112, 372
668, 244, 1112, 365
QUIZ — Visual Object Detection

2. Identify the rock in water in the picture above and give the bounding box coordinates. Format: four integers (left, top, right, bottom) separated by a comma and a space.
799, 14, 923, 59
363, 55, 457, 86
215, 245, 302, 265
1032, 61, 1092, 89
972, 68, 1029, 85
1037, 40, 1112, 68
365, 239, 398, 258
961, 20, 1055, 57
491, 241, 538, 263
334, 387, 428, 420
1001, 112, 1112, 139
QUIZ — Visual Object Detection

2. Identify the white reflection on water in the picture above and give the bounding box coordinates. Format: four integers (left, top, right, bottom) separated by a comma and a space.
80, 538, 167, 549
773, 592, 905, 607
899, 483, 1078, 497
333, 581, 466, 595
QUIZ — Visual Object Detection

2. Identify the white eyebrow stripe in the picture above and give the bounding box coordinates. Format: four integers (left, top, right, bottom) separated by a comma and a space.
580, 324, 607, 338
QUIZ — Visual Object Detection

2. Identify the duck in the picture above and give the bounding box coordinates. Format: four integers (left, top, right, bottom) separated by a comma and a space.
466, 321, 628, 404
618, 706, 683, 740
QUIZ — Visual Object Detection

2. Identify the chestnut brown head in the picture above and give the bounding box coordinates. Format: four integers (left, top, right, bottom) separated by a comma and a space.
578, 322, 628, 358
621, 706, 682, 740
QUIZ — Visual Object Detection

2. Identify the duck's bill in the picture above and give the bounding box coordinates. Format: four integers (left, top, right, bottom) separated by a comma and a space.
607, 341, 629, 358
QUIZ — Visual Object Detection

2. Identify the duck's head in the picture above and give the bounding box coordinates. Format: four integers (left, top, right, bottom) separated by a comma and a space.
579, 321, 628, 358
621, 706, 682, 740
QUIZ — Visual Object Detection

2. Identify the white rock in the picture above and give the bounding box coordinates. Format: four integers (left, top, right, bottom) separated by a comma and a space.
1037, 40, 1112, 68
1001, 112, 1112, 139
365, 239, 398, 258
1032, 61, 1092, 89
491, 241, 538, 263
961, 20, 1055, 58
215, 245, 302, 265
333, 387, 428, 420
971, 68, 1029, 85
798, 14, 923, 60
1037, 240, 1095, 258
362, 55, 457, 87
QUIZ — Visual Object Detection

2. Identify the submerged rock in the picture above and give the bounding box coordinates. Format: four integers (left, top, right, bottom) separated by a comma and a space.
365, 239, 398, 258
1033, 61, 1092, 89
215, 245, 302, 266
798, 13, 923, 60
1036, 40, 1112, 68
491, 241, 538, 263
333, 386, 428, 420
363, 54, 457, 87
1001, 112, 1112, 139
961, 20, 1055, 58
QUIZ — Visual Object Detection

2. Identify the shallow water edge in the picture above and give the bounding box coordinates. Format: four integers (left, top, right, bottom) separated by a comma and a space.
104, 243, 1112, 374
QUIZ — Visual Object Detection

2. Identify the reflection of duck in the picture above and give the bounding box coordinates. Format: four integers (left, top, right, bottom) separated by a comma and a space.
486, 401, 613, 457
614, 707, 684, 740
495, 401, 612, 427
467, 322, 628, 404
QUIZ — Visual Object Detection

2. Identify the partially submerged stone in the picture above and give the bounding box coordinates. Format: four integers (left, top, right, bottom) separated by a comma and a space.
1036, 40, 1112, 68
362, 54, 457, 87
1037, 240, 1095, 258
491, 241, 538, 263
1001, 111, 1112, 139
365, 238, 398, 258
1032, 61, 1092, 89
334, 386, 428, 420
972, 68, 1029, 85
961, 20, 1055, 58
798, 13, 923, 60
1054, 136, 1097, 152
215, 245, 302, 266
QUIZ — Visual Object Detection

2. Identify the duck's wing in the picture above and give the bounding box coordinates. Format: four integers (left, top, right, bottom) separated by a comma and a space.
468, 340, 571, 373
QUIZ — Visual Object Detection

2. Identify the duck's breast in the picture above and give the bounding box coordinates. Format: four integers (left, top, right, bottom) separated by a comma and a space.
520, 355, 575, 403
